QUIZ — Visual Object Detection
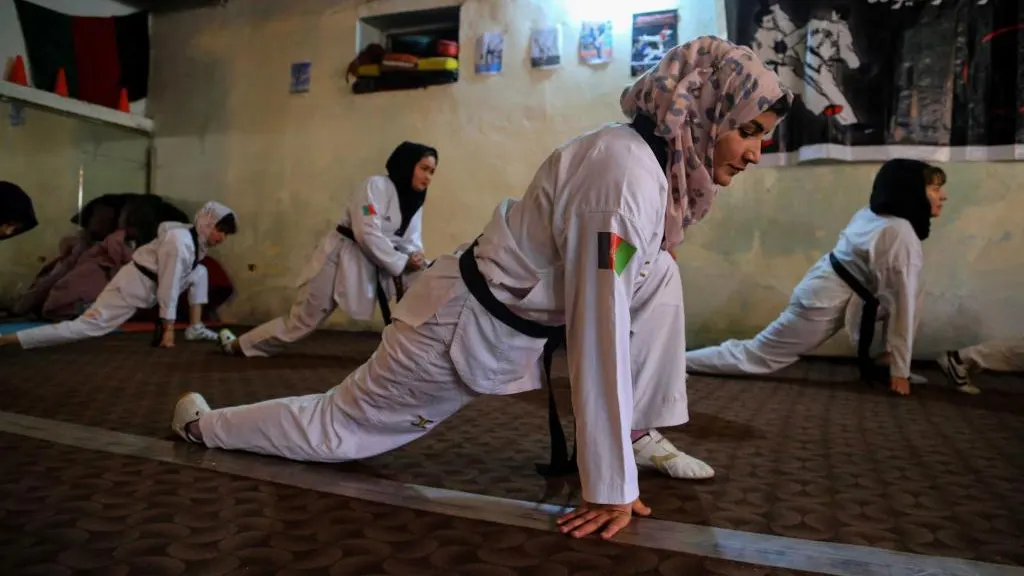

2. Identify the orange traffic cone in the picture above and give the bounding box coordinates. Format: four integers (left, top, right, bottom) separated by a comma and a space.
6, 55, 28, 86
54, 68, 68, 96
116, 87, 130, 112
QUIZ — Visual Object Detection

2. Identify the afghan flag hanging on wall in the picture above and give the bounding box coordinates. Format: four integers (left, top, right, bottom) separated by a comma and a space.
13, 0, 149, 109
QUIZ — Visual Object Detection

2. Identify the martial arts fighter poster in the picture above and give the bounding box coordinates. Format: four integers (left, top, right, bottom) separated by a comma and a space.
475, 32, 504, 75
631, 10, 679, 77
726, 0, 1024, 164
579, 20, 613, 65
530, 27, 562, 69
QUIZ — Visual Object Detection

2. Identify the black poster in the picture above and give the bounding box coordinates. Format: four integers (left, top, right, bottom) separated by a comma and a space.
726, 0, 1024, 163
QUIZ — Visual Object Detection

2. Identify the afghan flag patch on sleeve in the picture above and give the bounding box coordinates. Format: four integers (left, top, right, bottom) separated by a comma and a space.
597, 231, 637, 276
361, 204, 377, 216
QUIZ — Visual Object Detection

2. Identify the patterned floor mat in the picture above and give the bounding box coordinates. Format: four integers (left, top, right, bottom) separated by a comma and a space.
0, 433, 823, 575
0, 330, 1021, 566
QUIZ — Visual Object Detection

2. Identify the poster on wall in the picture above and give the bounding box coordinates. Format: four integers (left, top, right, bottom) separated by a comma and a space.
290, 61, 311, 94
530, 27, 562, 69
726, 0, 1024, 164
9, 103, 26, 127
579, 21, 613, 65
475, 32, 505, 75
630, 10, 679, 77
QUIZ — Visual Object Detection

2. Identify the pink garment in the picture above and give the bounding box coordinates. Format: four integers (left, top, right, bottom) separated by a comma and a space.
41, 230, 135, 321
12, 231, 91, 316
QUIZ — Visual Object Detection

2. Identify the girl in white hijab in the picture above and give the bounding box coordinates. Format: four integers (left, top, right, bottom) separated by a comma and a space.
0, 201, 237, 350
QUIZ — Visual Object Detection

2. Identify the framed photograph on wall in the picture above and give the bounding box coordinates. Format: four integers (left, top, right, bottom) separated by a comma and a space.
475, 32, 504, 75
530, 26, 562, 69
580, 20, 613, 65
290, 61, 312, 94
630, 10, 678, 77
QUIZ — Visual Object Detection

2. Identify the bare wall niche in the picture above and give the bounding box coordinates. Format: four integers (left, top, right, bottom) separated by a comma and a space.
352, 5, 460, 95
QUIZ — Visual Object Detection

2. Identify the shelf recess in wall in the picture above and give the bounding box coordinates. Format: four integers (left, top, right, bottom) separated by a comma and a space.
0, 81, 154, 134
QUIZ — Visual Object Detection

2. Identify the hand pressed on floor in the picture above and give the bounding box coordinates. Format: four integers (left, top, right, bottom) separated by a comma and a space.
160, 329, 176, 349
556, 498, 651, 539
405, 252, 426, 271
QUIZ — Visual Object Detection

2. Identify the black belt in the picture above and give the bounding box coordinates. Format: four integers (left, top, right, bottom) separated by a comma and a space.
458, 239, 576, 477
135, 226, 202, 347
828, 252, 884, 384
337, 225, 398, 326
132, 261, 165, 347
133, 260, 158, 283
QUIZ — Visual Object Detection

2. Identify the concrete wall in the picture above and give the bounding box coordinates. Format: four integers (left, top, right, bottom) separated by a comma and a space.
145, 0, 1023, 355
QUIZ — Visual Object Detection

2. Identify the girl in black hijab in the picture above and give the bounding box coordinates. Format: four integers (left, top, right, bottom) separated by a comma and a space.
220, 141, 439, 358
386, 141, 438, 237
687, 158, 947, 396
869, 158, 943, 242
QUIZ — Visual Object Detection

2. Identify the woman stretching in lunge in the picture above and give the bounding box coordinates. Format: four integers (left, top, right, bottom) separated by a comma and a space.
686, 159, 947, 396
939, 337, 1024, 394
220, 142, 436, 357
171, 37, 792, 540
0, 202, 236, 350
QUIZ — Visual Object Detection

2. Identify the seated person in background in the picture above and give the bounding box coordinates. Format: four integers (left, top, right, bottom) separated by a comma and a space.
687, 159, 948, 396
938, 338, 1024, 394
0, 202, 237, 350
12, 198, 121, 317
38, 194, 184, 321
0, 181, 37, 241
41, 229, 134, 321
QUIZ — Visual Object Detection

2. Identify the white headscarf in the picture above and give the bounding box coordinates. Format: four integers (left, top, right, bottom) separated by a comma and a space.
191, 201, 234, 260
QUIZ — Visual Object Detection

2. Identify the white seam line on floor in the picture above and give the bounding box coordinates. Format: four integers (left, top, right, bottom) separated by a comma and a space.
0, 410, 1019, 576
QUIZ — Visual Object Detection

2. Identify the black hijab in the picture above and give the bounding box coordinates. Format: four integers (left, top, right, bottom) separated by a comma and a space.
0, 181, 37, 240
630, 113, 670, 170
869, 158, 934, 241
385, 141, 438, 237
